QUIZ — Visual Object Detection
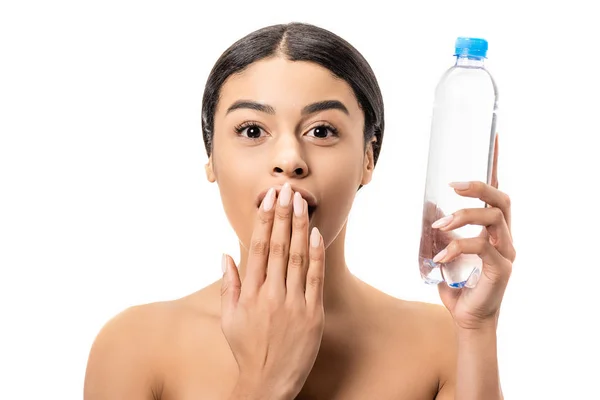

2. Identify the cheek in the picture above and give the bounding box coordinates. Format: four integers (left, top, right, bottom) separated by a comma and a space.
213, 153, 263, 247
317, 146, 364, 192
312, 152, 363, 245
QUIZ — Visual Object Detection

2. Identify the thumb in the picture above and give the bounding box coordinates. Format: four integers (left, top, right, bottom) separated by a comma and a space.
220, 253, 241, 315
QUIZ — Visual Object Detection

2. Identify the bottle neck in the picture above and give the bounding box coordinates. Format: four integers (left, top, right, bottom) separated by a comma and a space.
455, 56, 485, 67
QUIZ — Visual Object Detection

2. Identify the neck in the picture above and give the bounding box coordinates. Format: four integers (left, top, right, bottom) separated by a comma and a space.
236, 222, 362, 314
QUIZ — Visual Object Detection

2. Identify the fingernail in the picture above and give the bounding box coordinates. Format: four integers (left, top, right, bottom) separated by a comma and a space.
263, 187, 276, 211
433, 248, 447, 263
432, 214, 454, 229
450, 182, 470, 190
279, 183, 292, 206
221, 253, 227, 275
310, 227, 321, 248
293, 192, 304, 217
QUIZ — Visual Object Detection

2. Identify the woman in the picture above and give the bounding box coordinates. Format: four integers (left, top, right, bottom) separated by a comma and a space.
84, 22, 515, 400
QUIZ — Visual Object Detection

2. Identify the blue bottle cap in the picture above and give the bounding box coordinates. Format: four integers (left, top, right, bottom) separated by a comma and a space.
454, 37, 488, 59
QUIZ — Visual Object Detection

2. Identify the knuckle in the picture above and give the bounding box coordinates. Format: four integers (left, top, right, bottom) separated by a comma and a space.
505, 245, 517, 263
236, 293, 252, 307
270, 241, 287, 257
453, 209, 467, 222
275, 207, 291, 221
258, 211, 272, 225
250, 239, 269, 256
293, 216, 308, 230
265, 300, 280, 315
290, 298, 308, 316
288, 251, 305, 268
492, 207, 504, 222
286, 294, 306, 310
309, 249, 324, 262
265, 289, 282, 306
502, 192, 512, 209
473, 181, 486, 195
306, 274, 323, 289
505, 260, 513, 276
448, 239, 461, 253
476, 236, 490, 249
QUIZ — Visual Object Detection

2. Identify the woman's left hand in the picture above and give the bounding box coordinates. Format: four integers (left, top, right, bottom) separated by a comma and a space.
432, 135, 516, 330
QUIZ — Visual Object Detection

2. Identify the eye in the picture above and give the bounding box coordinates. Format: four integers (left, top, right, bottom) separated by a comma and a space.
234, 122, 266, 140
307, 124, 338, 139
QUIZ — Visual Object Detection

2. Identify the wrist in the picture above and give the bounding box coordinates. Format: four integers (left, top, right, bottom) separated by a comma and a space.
455, 318, 498, 349
455, 312, 499, 333
230, 375, 295, 400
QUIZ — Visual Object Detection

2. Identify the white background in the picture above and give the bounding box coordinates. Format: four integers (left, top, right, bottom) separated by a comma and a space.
1, 0, 599, 398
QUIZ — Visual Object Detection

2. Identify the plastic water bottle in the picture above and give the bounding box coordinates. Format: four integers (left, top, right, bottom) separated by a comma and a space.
418, 37, 498, 288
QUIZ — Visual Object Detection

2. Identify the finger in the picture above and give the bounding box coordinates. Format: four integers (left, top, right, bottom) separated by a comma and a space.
265, 182, 294, 298
286, 193, 310, 297
244, 187, 277, 295
433, 237, 512, 284
420, 201, 459, 258
221, 254, 241, 320
449, 181, 512, 232
491, 133, 499, 189
432, 207, 516, 262
305, 227, 325, 309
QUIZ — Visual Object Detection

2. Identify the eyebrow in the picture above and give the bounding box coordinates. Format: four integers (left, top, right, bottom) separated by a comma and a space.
226, 101, 275, 115
225, 100, 349, 116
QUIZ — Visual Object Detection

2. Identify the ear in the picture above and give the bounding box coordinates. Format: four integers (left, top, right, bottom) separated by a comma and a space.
360, 136, 376, 186
205, 155, 216, 183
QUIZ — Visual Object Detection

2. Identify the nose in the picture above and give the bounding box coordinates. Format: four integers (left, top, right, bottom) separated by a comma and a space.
271, 136, 309, 178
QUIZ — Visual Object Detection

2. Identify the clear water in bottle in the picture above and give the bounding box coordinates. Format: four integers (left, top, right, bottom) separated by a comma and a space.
418, 37, 498, 289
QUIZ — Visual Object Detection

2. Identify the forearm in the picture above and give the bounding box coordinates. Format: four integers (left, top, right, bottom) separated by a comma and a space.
454, 321, 503, 400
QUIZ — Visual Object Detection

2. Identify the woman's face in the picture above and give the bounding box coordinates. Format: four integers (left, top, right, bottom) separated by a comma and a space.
206, 56, 375, 250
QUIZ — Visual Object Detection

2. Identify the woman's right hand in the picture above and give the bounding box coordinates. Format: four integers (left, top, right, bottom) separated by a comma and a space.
220, 182, 326, 400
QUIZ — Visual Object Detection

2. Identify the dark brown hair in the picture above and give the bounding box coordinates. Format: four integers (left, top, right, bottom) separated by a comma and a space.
201, 22, 385, 167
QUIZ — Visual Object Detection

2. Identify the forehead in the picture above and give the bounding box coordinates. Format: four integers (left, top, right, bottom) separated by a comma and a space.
217, 57, 362, 117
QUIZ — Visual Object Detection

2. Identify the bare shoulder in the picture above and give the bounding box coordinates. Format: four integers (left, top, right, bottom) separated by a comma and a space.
84, 300, 173, 399
361, 285, 458, 392
84, 280, 225, 400
393, 295, 458, 391
400, 298, 456, 335
361, 280, 456, 339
